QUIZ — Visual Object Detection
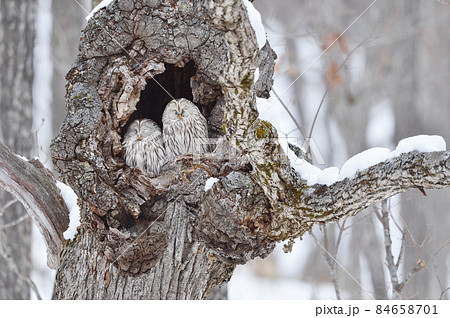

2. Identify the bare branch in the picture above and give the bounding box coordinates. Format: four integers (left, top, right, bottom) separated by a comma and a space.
313, 220, 347, 300
379, 200, 401, 299
395, 231, 406, 269
0, 213, 29, 230
0, 198, 19, 216
321, 225, 341, 299
0, 243, 42, 300
402, 260, 425, 289
334, 220, 347, 258
0, 140, 69, 268
308, 38, 373, 140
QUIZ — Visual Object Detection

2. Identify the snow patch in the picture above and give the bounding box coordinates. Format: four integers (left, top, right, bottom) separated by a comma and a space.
254, 67, 260, 83
339, 147, 391, 180
242, 0, 267, 49
86, 0, 114, 21
204, 177, 219, 191
316, 167, 341, 186
56, 181, 81, 240
287, 135, 446, 186
15, 154, 29, 161
393, 135, 446, 155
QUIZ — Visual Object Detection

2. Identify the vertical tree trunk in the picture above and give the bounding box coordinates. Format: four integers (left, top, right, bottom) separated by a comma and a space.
51, 0, 89, 138
0, 0, 36, 299
53, 198, 237, 299
50, 1, 276, 299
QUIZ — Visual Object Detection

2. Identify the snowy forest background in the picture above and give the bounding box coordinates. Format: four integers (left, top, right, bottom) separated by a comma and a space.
1, 0, 449, 299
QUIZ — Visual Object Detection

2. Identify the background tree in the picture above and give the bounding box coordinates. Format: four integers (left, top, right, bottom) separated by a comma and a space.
0, 0, 36, 299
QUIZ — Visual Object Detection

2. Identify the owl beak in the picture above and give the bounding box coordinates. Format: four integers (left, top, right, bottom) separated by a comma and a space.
138, 134, 142, 141
178, 113, 182, 119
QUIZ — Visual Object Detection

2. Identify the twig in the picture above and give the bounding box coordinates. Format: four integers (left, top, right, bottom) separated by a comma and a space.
314, 224, 342, 300
335, 220, 347, 256
310, 228, 376, 300
395, 231, 405, 269
375, 199, 432, 299
432, 261, 450, 300
308, 38, 373, 141
0, 213, 30, 230
0, 198, 19, 217
33, 118, 45, 162
383, 199, 407, 268
379, 200, 402, 299
402, 260, 425, 289
0, 228, 42, 299
272, 88, 303, 136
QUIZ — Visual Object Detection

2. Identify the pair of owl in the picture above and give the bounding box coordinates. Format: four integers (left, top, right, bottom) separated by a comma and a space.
122, 98, 209, 174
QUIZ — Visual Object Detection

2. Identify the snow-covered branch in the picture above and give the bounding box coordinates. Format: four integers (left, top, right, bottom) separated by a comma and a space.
307, 148, 450, 216
271, 148, 450, 240
0, 141, 69, 268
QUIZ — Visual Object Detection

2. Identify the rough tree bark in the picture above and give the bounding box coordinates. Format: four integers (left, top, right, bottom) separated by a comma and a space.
49, 0, 276, 299
1, 0, 450, 300
0, 0, 36, 299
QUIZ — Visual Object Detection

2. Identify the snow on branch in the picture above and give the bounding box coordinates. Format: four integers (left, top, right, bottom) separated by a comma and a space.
0, 141, 69, 268
271, 148, 450, 241
286, 135, 446, 186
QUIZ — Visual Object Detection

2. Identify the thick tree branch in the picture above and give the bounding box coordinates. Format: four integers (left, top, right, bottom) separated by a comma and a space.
305, 150, 450, 218
0, 141, 69, 268
271, 150, 450, 240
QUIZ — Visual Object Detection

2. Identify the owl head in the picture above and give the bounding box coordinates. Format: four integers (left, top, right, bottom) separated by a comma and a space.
161, 98, 209, 159
162, 98, 200, 124
122, 118, 166, 174
124, 119, 161, 142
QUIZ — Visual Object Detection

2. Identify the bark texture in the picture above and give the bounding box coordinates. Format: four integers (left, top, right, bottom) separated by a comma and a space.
51, 0, 275, 299
45, 0, 450, 299
0, 0, 36, 299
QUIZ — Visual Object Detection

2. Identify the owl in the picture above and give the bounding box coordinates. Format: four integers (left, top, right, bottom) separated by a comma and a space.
122, 118, 166, 174
162, 98, 209, 161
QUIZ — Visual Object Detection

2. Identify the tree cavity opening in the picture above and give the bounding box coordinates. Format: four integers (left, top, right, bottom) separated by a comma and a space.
129, 60, 197, 128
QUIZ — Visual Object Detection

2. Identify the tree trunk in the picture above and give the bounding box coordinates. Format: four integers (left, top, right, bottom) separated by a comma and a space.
51, 0, 276, 299
0, 0, 36, 299
51, 0, 90, 139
